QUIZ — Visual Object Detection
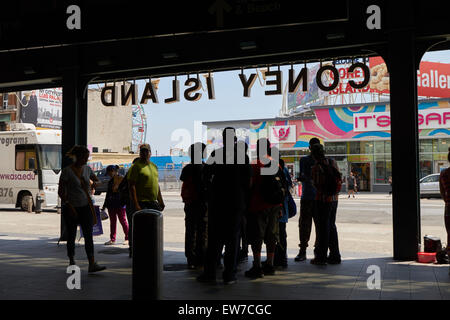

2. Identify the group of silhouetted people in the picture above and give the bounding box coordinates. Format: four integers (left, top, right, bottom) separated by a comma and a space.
180, 128, 343, 285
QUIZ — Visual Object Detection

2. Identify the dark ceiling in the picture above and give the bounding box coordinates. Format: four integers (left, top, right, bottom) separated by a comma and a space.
0, 0, 449, 92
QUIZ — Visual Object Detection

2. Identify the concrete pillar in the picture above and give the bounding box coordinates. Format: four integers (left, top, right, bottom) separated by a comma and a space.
386, 30, 421, 260
62, 67, 89, 167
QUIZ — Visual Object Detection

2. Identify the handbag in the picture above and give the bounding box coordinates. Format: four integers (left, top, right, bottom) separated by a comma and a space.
100, 209, 109, 220
71, 165, 97, 225
287, 192, 297, 218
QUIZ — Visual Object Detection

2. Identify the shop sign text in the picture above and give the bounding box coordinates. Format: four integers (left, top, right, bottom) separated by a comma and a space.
353, 108, 450, 132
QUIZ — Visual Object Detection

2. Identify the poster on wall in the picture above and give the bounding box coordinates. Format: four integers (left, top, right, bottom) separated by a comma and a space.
20, 88, 62, 129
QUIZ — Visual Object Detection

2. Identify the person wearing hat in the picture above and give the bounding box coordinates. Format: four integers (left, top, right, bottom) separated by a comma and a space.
127, 143, 165, 255
102, 165, 129, 246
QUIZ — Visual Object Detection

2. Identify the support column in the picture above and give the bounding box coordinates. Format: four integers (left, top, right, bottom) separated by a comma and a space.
386, 31, 421, 260
62, 67, 89, 167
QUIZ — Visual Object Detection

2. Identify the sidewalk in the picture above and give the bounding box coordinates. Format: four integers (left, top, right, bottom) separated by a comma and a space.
0, 234, 448, 300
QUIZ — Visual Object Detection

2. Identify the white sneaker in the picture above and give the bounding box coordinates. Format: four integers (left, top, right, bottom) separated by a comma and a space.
123, 240, 129, 246
104, 240, 115, 245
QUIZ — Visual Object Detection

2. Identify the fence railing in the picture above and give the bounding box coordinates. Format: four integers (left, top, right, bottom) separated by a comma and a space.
158, 168, 182, 191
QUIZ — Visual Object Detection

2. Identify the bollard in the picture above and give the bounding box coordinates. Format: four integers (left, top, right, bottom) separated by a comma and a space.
35, 195, 43, 214
132, 209, 163, 300
27, 197, 33, 213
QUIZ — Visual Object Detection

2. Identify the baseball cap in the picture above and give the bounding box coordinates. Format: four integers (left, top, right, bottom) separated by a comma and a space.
139, 143, 151, 152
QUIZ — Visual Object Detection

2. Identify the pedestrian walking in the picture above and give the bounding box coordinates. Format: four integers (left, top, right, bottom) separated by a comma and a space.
245, 139, 284, 278
197, 127, 252, 285
102, 165, 129, 246
347, 171, 357, 198
127, 144, 165, 257
295, 137, 320, 262
439, 147, 450, 252
57, 145, 106, 272
180, 143, 208, 269
310, 143, 342, 265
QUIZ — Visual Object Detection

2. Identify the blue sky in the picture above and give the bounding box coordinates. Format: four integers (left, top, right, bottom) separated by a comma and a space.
142, 49, 450, 156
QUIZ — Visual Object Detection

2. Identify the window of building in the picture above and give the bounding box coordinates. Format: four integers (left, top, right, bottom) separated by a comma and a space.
349, 141, 374, 154
374, 160, 392, 184
419, 139, 433, 153
324, 142, 347, 155
435, 138, 450, 153
15, 145, 37, 171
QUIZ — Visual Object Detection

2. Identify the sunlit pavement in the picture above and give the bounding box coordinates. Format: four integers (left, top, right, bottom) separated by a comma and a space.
0, 192, 448, 300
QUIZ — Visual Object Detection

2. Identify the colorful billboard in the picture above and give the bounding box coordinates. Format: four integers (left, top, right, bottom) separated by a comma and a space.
288, 57, 450, 109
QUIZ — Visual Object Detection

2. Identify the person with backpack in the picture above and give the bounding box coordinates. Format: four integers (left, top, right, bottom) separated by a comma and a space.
102, 165, 129, 246
295, 137, 320, 262
245, 139, 285, 278
180, 143, 208, 269
310, 143, 342, 265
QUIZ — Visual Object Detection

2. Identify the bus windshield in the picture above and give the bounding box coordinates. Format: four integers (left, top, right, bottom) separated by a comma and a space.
37, 144, 61, 170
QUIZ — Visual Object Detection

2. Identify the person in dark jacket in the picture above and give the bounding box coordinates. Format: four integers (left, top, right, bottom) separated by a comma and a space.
197, 127, 252, 285
180, 143, 207, 269
102, 165, 129, 246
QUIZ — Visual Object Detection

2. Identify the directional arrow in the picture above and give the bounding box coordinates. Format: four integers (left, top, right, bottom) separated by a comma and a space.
209, 0, 232, 28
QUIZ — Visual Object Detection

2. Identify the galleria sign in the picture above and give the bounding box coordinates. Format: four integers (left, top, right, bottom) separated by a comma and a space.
100, 63, 370, 106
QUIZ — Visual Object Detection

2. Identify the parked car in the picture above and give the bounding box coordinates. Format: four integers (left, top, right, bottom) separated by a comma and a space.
93, 167, 128, 195
419, 173, 441, 198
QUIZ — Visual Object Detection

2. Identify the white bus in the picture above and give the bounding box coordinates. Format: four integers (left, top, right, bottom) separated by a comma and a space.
0, 123, 61, 212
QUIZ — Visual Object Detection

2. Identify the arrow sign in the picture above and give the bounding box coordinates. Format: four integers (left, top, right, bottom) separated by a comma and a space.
209, 0, 232, 28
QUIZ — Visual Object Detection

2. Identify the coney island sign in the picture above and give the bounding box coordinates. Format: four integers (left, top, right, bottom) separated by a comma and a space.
100, 59, 450, 107
100, 62, 371, 107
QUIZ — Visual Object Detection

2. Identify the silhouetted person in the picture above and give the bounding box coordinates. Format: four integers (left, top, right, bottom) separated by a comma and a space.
295, 137, 320, 262
180, 143, 208, 269
127, 144, 165, 257
102, 165, 129, 246
237, 140, 250, 264
245, 139, 283, 278
197, 127, 252, 285
439, 147, 450, 253
310, 143, 341, 265
58, 145, 106, 272
274, 158, 293, 268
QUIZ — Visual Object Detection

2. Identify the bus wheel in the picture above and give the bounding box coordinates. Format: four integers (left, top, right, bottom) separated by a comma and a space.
20, 193, 34, 212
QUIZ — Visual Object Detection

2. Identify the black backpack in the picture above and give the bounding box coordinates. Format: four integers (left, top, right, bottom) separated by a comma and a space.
312, 159, 342, 196
260, 164, 287, 205
118, 175, 130, 207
